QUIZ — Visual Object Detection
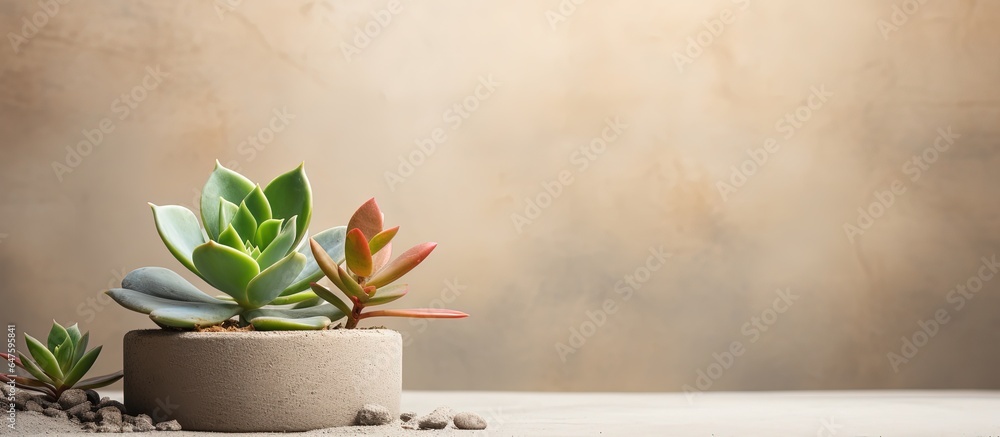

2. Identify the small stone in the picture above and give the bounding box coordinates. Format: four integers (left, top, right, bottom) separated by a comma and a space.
120, 423, 135, 432
85, 390, 101, 406
79, 411, 97, 423
13, 390, 32, 409
43, 407, 67, 418
57, 389, 89, 409
123, 414, 135, 424
81, 422, 98, 433
454, 412, 488, 430
97, 398, 128, 415
66, 401, 93, 419
133, 414, 156, 432
97, 406, 123, 425
417, 408, 451, 430
400, 411, 417, 422
24, 400, 44, 413
155, 419, 183, 431
0, 384, 10, 397
355, 403, 392, 426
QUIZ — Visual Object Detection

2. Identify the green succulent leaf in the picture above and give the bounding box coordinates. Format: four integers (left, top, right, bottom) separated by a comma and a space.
291, 296, 324, 308
269, 290, 318, 306
366, 284, 409, 306
54, 336, 75, 374
263, 164, 311, 248
73, 332, 89, 367
241, 184, 272, 224
367, 242, 437, 289
47, 322, 69, 352
149, 305, 242, 329
61, 345, 102, 389
282, 227, 346, 295
250, 246, 261, 259
192, 241, 261, 305
218, 198, 239, 236
369, 226, 398, 256
230, 201, 258, 244
256, 216, 297, 270
121, 267, 228, 304
151, 204, 208, 277
73, 371, 124, 391
338, 266, 369, 302
65, 325, 83, 366
255, 218, 283, 249
249, 315, 331, 331
17, 352, 56, 386
106, 288, 240, 316
345, 228, 373, 277
347, 198, 383, 240
25, 334, 62, 383
310, 283, 352, 316
217, 224, 246, 253
244, 302, 345, 322
246, 252, 306, 308
201, 161, 256, 241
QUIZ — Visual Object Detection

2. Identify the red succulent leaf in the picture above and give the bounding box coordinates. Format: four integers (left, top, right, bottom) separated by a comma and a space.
366, 242, 437, 288
359, 308, 468, 319
347, 198, 383, 241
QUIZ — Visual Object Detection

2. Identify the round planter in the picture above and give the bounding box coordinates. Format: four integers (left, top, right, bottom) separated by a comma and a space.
123, 329, 401, 432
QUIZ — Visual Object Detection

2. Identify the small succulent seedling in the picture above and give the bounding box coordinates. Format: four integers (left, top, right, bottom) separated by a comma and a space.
309, 198, 468, 328
107, 162, 349, 330
0, 322, 123, 400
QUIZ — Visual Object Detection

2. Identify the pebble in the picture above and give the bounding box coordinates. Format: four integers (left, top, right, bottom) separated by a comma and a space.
400, 411, 417, 422
24, 400, 44, 413
417, 407, 452, 430
120, 423, 135, 432
66, 401, 93, 420
355, 403, 393, 426
13, 391, 32, 409
81, 422, 98, 432
454, 412, 488, 430
133, 414, 156, 432
57, 389, 89, 409
85, 389, 102, 406
43, 407, 67, 418
155, 419, 183, 431
96, 406, 123, 426
97, 398, 128, 415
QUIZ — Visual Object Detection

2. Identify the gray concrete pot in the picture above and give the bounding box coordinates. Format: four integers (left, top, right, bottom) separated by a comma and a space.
123, 329, 401, 432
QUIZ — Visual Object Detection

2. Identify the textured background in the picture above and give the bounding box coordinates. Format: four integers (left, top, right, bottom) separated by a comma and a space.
1, 0, 999, 392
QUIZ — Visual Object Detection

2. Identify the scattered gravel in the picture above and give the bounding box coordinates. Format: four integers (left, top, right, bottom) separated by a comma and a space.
454, 412, 488, 430
355, 403, 393, 426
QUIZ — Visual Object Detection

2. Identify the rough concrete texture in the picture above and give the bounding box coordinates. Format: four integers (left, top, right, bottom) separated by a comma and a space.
124, 329, 402, 432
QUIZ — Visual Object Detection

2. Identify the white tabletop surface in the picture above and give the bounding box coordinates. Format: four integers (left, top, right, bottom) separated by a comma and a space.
94, 390, 1000, 436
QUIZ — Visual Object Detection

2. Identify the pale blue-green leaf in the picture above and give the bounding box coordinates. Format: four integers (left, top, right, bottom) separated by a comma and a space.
121, 267, 225, 304
281, 226, 346, 295
148, 305, 243, 329
192, 241, 260, 305
263, 164, 311, 248
241, 184, 272, 224
256, 216, 297, 270
245, 252, 306, 308
150, 204, 207, 276
201, 161, 255, 240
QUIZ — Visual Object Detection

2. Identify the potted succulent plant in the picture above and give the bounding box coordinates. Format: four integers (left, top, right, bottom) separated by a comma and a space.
107, 162, 467, 432
1, 321, 122, 400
